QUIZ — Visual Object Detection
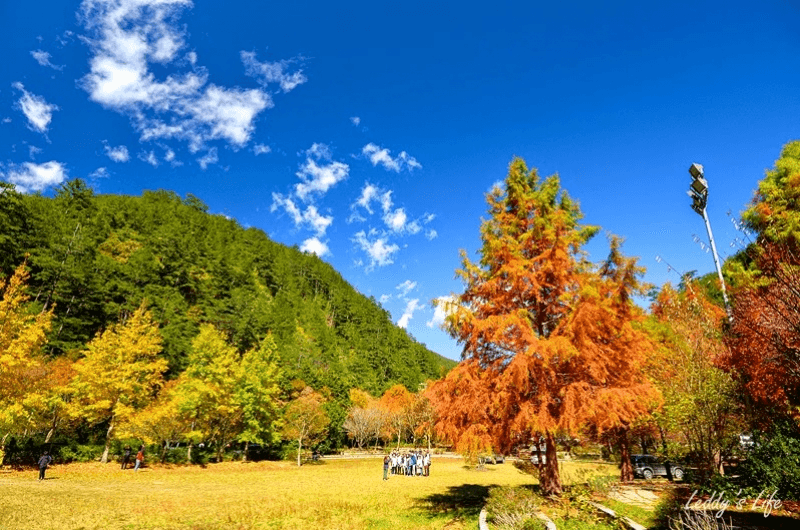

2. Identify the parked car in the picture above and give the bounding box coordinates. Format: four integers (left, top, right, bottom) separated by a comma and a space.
630, 454, 684, 480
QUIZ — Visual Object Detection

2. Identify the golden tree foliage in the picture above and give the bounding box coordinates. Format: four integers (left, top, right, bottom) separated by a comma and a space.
428, 159, 659, 494
282, 386, 330, 466
379, 384, 413, 448
68, 302, 166, 463
0, 262, 53, 439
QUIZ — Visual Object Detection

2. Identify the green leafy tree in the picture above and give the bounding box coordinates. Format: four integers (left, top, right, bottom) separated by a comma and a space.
647, 283, 743, 477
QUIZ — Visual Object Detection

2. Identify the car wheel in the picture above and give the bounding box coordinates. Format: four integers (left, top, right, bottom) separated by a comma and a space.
673, 468, 684, 481
643, 469, 653, 480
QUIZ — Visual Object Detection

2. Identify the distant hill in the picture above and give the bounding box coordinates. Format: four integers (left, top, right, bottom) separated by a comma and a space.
1, 180, 456, 399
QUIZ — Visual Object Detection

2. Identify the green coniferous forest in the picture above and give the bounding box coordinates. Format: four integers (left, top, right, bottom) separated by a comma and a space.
0, 180, 454, 431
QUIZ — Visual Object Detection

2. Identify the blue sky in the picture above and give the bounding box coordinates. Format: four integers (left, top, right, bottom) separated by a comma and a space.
2, 0, 799, 360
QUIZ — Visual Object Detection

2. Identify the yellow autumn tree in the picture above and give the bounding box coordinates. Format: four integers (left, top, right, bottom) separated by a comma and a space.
68, 302, 166, 463
0, 262, 53, 445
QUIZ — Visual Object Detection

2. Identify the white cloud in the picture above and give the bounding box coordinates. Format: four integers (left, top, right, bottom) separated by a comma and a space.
29, 145, 43, 159
1, 118, 11, 124
300, 237, 329, 257
427, 295, 457, 328
384, 208, 408, 232
350, 116, 360, 126
396, 280, 417, 296
351, 183, 428, 235
104, 142, 130, 162
379, 294, 391, 304
89, 167, 110, 178
271, 193, 332, 237
13, 83, 58, 133
164, 147, 175, 161
241, 51, 307, 93
425, 229, 438, 240
2, 161, 67, 193
353, 230, 399, 269
197, 147, 218, 169
397, 299, 421, 329
253, 143, 271, 155
79, 0, 274, 152
354, 183, 379, 214
139, 150, 159, 166
31, 50, 64, 70
362, 143, 421, 172
294, 144, 349, 200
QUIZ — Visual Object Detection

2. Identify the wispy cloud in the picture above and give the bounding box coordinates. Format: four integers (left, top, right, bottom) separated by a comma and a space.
397, 298, 421, 329
241, 51, 307, 93
351, 184, 422, 234
253, 143, 271, 155
294, 143, 349, 201
362, 143, 421, 172
89, 167, 110, 179
138, 150, 159, 167
271, 193, 333, 237
13, 83, 58, 133
197, 147, 218, 169
30, 50, 64, 70
1, 161, 67, 193
103, 142, 130, 162
78, 0, 279, 152
353, 230, 399, 269
396, 280, 417, 296
300, 237, 330, 257
350, 116, 360, 126
28, 145, 43, 159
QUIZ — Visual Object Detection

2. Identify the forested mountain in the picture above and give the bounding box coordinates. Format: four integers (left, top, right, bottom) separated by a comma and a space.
0, 180, 454, 399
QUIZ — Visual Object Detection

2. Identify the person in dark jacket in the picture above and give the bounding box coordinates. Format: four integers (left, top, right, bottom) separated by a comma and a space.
38, 451, 52, 480
121, 446, 132, 470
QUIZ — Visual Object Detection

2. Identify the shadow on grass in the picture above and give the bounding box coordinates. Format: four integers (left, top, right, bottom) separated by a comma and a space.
417, 483, 494, 520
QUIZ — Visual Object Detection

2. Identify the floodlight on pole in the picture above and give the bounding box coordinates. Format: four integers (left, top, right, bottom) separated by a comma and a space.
687, 163, 732, 321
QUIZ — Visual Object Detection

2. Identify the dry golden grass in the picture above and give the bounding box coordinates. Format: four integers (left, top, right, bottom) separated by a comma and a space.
0, 458, 617, 529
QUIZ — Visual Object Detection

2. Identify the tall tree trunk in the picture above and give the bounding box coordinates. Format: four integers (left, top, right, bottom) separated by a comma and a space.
187, 442, 193, 464
243, 441, 249, 462
101, 417, 115, 464
44, 414, 58, 444
540, 431, 562, 496
297, 438, 302, 467
618, 428, 634, 482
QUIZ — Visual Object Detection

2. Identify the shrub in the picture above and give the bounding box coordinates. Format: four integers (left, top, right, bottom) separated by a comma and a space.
485, 486, 541, 530
58, 443, 103, 463
738, 418, 800, 500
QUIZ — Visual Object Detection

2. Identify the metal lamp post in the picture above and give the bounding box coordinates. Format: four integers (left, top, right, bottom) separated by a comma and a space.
687, 163, 732, 321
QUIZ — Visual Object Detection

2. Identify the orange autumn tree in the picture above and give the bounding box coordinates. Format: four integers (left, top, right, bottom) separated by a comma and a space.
724, 141, 800, 416
428, 158, 659, 494
380, 384, 414, 448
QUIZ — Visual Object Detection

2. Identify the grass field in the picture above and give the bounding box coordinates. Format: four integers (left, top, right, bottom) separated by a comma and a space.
0, 458, 618, 530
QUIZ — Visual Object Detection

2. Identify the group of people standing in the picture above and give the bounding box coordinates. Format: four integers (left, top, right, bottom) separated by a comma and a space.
35, 445, 145, 480
120, 445, 145, 471
382, 450, 431, 480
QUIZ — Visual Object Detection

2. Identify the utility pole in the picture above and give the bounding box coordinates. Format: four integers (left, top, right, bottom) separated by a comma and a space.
687, 163, 732, 321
